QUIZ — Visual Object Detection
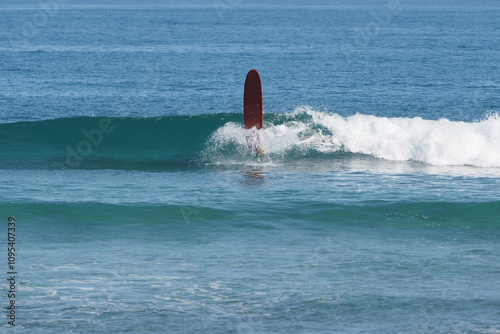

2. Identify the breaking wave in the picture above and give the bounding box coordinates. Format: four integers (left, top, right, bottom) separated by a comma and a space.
1, 107, 499, 169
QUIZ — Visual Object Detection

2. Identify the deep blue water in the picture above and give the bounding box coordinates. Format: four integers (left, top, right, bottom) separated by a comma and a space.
1, 1, 500, 333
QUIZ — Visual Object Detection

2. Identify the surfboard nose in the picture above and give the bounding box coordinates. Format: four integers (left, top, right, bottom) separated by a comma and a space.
244, 69, 263, 130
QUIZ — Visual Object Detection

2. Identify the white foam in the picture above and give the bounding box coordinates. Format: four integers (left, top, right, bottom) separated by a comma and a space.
205, 107, 500, 168
306, 108, 500, 167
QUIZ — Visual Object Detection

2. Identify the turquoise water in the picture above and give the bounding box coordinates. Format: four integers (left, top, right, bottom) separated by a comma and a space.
1, 1, 500, 333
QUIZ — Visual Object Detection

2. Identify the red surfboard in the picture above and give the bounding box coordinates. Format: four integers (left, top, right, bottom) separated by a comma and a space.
244, 69, 263, 130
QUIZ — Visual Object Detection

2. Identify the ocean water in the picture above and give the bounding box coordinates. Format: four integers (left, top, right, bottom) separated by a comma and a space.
1, 1, 500, 333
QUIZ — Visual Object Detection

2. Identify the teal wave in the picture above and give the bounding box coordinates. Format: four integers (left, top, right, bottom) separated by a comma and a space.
0, 114, 240, 169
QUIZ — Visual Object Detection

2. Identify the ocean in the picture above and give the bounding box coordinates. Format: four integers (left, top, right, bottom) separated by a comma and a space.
1, 1, 500, 333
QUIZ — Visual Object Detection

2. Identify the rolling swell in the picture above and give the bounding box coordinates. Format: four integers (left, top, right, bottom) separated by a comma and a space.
3, 201, 500, 228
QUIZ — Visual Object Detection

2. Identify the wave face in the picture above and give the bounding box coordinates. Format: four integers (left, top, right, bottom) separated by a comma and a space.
0, 114, 229, 170
1, 108, 499, 170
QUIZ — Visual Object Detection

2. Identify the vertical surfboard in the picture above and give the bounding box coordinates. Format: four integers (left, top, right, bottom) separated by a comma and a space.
244, 69, 263, 130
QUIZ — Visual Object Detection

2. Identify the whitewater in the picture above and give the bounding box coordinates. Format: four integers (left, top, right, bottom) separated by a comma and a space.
207, 108, 500, 168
